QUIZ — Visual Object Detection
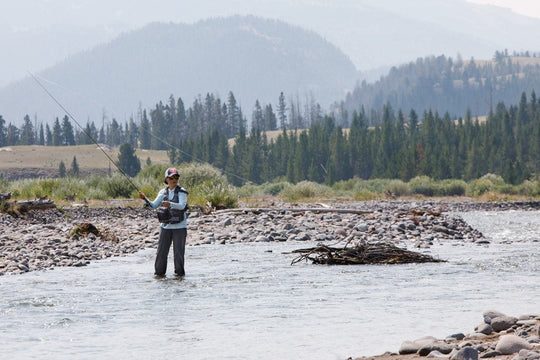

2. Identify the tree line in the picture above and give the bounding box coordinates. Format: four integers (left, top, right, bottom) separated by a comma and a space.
338, 52, 540, 123
174, 92, 539, 186
1, 90, 538, 187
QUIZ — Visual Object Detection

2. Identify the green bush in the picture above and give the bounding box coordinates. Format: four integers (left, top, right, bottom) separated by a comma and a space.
278, 181, 332, 201
263, 181, 289, 196
136, 164, 169, 182
384, 179, 410, 196
479, 173, 505, 186
468, 178, 494, 196
178, 163, 227, 189
51, 178, 88, 200
438, 179, 467, 196
190, 181, 238, 208
409, 176, 436, 196
518, 180, 540, 196
352, 190, 378, 201
236, 183, 261, 198
101, 174, 135, 198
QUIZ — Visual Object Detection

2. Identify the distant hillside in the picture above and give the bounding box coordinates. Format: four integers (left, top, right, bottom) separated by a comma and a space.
0, 15, 358, 125
337, 54, 540, 120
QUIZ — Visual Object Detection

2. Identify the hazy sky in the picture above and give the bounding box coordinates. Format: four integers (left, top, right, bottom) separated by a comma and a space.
2, 0, 540, 28
1, 0, 540, 88
468, 0, 540, 19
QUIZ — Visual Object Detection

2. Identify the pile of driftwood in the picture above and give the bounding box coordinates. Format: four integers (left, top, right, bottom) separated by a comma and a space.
291, 241, 445, 265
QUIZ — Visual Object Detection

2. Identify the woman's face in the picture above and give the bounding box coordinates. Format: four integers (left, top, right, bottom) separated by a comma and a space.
167, 176, 179, 187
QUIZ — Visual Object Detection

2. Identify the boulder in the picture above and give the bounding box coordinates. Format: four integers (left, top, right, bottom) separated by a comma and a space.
451, 347, 478, 360
483, 310, 506, 324
491, 316, 518, 332
495, 335, 533, 355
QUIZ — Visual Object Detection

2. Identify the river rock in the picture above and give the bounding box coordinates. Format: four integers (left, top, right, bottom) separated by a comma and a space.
495, 334, 533, 354
483, 310, 507, 324
516, 349, 540, 360
451, 347, 478, 360
476, 323, 493, 335
491, 315, 518, 332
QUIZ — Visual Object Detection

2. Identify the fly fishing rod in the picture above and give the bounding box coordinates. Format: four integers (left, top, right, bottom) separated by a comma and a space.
29, 71, 151, 206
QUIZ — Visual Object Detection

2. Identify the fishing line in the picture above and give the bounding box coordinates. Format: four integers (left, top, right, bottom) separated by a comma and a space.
28, 71, 150, 205
141, 127, 251, 184
31, 72, 252, 186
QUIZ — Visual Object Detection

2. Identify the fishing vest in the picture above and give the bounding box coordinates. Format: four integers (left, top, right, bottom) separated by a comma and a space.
157, 185, 188, 224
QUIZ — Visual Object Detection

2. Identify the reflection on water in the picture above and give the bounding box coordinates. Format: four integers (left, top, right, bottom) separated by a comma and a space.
0, 211, 539, 360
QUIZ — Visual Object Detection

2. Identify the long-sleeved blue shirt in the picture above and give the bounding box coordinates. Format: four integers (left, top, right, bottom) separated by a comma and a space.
147, 186, 188, 229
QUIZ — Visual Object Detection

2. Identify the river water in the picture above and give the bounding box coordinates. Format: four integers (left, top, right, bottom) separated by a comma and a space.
1, 211, 539, 360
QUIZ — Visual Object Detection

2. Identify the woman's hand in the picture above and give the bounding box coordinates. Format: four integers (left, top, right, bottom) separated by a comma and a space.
162, 200, 170, 207
138, 191, 146, 200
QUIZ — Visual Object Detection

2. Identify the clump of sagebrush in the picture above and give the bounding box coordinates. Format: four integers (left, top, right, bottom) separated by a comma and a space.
6, 177, 89, 201
179, 163, 238, 209
408, 176, 437, 196
384, 179, 410, 196
278, 181, 332, 201
237, 181, 290, 198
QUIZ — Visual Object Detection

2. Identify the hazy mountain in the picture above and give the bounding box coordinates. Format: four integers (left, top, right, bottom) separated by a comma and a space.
3, 0, 540, 89
0, 16, 358, 125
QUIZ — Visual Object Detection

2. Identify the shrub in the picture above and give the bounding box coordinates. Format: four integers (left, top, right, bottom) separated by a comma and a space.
479, 173, 505, 186
438, 179, 467, 196
136, 164, 169, 182
190, 181, 238, 208
101, 174, 135, 198
263, 181, 289, 196
51, 178, 88, 200
352, 190, 378, 201
518, 180, 540, 196
468, 178, 494, 196
178, 163, 227, 189
384, 179, 410, 196
278, 181, 332, 201
409, 176, 436, 196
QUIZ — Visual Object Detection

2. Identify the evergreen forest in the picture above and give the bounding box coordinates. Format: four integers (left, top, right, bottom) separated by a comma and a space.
1, 87, 539, 187
339, 51, 540, 121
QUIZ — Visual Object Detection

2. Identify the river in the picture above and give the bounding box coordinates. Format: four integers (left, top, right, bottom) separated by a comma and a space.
1, 210, 538, 360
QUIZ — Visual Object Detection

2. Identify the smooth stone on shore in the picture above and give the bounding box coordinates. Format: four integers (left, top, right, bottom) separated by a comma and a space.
490, 315, 518, 332
427, 350, 450, 358
399, 341, 421, 355
495, 335, 533, 354
479, 350, 502, 358
399, 337, 437, 355
476, 323, 493, 335
450, 347, 478, 360
516, 349, 540, 360
483, 310, 507, 324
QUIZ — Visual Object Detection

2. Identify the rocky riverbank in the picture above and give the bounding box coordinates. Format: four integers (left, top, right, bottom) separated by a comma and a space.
1, 199, 538, 275
353, 310, 540, 360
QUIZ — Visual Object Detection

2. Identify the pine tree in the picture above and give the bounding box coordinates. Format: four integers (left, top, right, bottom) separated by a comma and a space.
20, 115, 35, 145
278, 92, 287, 129
69, 156, 80, 177
62, 115, 75, 145
139, 110, 152, 149
59, 161, 66, 178
0, 115, 6, 147
118, 143, 141, 177
52, 118, 62, 146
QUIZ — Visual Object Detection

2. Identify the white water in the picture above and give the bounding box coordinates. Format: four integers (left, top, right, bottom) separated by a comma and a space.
1, 211, 539, 360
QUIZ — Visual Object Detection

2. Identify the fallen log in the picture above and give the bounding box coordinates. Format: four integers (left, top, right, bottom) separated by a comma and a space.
290, 241, 445, 265
216, 207, 372, 215
0, 192, 11, 201
16, 199, 56, 211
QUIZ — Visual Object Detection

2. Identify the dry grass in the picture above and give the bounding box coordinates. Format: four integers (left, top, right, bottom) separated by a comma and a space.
0, 144, 169, 172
